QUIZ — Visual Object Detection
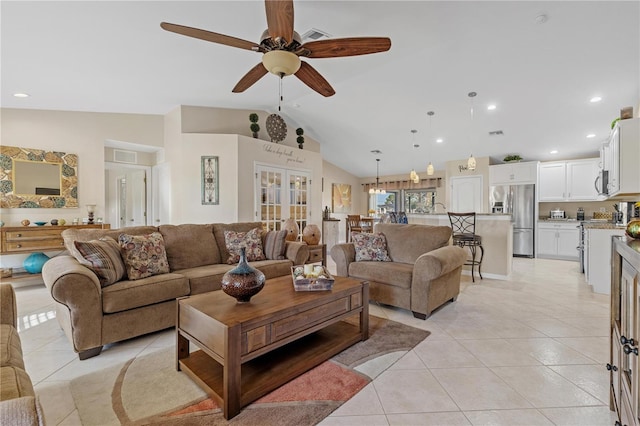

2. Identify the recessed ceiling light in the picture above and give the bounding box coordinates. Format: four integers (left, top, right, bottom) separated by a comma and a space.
436, 138, 443, 143
586, 133, 596, 138
590, 96, 602, 103
487, 104, 497, 111
13, 93, 29, 98
550, 150, 558, 154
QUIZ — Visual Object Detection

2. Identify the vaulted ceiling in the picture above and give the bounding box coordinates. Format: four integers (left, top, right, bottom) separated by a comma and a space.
2, 1, 638, 177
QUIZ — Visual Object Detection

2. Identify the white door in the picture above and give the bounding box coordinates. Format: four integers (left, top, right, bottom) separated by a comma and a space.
120, 169, 147, 227
151, 162, 171, 226
450, 175, 483, 213
255, 164, 311, 238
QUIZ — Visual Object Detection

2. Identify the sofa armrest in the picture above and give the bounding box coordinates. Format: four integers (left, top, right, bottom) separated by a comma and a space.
285, 241, 310, 266
329, 243, 356, 276
42, 255, 104, 352
413, 245, 467, 282
0, 283, 17, 328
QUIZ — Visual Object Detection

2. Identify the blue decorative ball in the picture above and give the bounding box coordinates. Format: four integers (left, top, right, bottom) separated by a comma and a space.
24, 252, 50, 274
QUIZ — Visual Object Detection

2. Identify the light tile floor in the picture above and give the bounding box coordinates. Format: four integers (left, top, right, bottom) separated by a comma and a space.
12, 257, 617, 425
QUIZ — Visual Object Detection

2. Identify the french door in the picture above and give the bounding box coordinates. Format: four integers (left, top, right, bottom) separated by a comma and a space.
255, 165, 311, 238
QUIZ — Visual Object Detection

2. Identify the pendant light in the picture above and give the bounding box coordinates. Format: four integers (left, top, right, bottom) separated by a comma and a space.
369, 158, 386, 194
426, 111, 435, 176
467, 92, 477, 171
409, 129, 419, 182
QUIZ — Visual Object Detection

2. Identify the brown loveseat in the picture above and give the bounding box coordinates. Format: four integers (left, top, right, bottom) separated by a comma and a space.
0, 283, 46, 425
330, 223, 467, 319
42, 222, 309, 360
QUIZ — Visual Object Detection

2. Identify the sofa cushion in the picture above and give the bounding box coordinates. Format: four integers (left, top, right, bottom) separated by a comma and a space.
101, 273, 189, 313
348, 261, 413, 289
0, 324, 24, 370
119, 232, 170, 280
73, 237, 126, 287
249, 259, 294, 280
352, 232, 392, 262
63, 226, 158, 260
375, 223, 452, 264
213, 222, 265, 264
159, 224, 221, 271
263, 229, 288, 260
0, 366, 35, 400
223, 228, 265, 264
174, 264, 234, 295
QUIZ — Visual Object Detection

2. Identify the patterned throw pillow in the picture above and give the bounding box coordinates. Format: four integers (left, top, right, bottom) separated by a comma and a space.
73, 237, 126, 287
224, 228, 266, 264
118, 232, 170, 280
263, 229, 288, 260
352, 232, 392, 262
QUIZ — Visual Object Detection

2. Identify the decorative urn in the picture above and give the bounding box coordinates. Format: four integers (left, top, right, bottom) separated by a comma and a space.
302, 224, 321, 245
626, 220, 640, 239
221, 248, 266, 303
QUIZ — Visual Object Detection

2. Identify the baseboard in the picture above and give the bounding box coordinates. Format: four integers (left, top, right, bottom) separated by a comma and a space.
460, 270, 508, 281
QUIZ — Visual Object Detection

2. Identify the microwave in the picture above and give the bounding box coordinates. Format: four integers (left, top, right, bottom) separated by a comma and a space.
594, 170, 609, 196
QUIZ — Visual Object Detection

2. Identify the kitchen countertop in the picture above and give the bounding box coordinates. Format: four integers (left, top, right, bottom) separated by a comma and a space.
583, 222, 627, 230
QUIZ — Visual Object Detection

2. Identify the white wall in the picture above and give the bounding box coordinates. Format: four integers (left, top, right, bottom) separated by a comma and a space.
321, 161, 365, 243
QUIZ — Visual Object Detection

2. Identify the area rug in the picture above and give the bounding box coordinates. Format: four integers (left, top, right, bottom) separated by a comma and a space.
70, 316, 430, 425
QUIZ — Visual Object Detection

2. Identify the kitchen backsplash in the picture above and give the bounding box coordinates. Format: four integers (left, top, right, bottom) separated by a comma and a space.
539, 201, 628, 220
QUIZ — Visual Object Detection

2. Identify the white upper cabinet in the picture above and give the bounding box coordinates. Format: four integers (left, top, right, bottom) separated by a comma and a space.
489, 161, 538, 186
607, 117, 639, 197
538, 159, 599, 202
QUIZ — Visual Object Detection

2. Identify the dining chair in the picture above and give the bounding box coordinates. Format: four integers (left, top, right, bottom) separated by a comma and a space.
346, 215, 364, 242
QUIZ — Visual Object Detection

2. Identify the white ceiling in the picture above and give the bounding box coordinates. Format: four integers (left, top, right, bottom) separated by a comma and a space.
2, 1, 639, 178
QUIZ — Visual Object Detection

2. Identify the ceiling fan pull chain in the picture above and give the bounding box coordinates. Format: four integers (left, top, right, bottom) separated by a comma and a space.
278, 73, 284, 111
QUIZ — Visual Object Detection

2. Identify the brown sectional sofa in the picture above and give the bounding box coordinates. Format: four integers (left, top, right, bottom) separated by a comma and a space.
0, 283, 46, 425
42, 222, 309, 360
330, 223, 467, 319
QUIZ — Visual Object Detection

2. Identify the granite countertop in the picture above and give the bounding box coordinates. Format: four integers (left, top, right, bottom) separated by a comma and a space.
583, 222, 627, 230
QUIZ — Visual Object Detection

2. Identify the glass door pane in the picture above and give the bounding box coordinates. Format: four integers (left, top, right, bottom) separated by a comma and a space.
256, 165, 311, 237
258, 168, 283, 232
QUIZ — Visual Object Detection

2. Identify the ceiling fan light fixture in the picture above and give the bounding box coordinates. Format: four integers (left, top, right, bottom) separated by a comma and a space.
262, 50, 301, 76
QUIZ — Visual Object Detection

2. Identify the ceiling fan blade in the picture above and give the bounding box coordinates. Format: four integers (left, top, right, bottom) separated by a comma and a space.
265, 0, 294, 45
299, 37, 391, 58
294, 61, 335, 97
232, 63, 269, 93
160, 22, 261, 52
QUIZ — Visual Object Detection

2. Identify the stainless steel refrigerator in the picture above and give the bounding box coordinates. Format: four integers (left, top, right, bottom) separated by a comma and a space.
490, 184, 535, 258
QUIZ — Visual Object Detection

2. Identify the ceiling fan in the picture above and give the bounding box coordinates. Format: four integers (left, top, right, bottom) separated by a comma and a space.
160, 0, 391, 97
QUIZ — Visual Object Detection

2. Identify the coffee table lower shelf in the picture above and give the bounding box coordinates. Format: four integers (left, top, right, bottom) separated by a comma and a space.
178, 319, 362, 410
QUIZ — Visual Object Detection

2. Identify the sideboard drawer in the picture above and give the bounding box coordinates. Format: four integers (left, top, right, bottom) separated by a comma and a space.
1, 224, 110, 254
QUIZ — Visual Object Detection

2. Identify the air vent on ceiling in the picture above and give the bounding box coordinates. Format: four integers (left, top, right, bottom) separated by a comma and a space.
370, 149, 382, 154
113, 149, 137, 164
489, 130, 504, 136
301, 28, 331, 41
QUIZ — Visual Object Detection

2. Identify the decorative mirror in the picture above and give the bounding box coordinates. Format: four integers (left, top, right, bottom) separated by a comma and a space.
0, 145, 78, 208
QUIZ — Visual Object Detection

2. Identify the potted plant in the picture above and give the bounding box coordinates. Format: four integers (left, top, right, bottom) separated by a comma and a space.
249, 113, 260, 138
503, 154, 522, 163
296, 127, 304, 149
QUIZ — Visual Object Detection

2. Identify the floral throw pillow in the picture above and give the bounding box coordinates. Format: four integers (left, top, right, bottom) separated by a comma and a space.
118, 232, 170, 280
352, 232, 392, 262
73, 237, 126, 287
224, 228, 266, 264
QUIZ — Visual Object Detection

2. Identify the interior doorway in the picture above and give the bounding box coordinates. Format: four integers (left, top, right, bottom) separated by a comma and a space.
105, 163, 151, 228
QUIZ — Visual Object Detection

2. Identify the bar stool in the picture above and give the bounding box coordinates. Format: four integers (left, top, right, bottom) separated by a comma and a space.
447, 212, 484, 282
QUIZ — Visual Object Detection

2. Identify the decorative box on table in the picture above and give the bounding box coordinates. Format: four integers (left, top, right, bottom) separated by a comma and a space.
291, 264, 335, 291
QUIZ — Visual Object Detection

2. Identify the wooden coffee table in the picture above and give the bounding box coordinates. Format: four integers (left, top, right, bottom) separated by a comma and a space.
176, 275, 369, 420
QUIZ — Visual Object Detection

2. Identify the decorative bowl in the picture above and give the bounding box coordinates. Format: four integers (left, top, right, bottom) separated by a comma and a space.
34, 221, 48, 226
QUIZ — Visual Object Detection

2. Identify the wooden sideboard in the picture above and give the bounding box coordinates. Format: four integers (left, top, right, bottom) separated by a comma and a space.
0, 224, 110, 255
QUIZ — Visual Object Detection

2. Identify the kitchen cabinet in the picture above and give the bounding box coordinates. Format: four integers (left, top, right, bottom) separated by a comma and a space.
585, 227, 626, 294
489, 161, 538, 185
538, 159, 599, 202
607, 117, 640, 197
537, 221, 579, 260
610, 237, 640, 426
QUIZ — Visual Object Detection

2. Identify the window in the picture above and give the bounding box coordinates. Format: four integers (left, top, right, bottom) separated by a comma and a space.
369, 191, 397, 214
403, 189, 436, 214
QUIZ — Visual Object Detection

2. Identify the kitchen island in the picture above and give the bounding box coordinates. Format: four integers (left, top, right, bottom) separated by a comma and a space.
407, 213, 513, 279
